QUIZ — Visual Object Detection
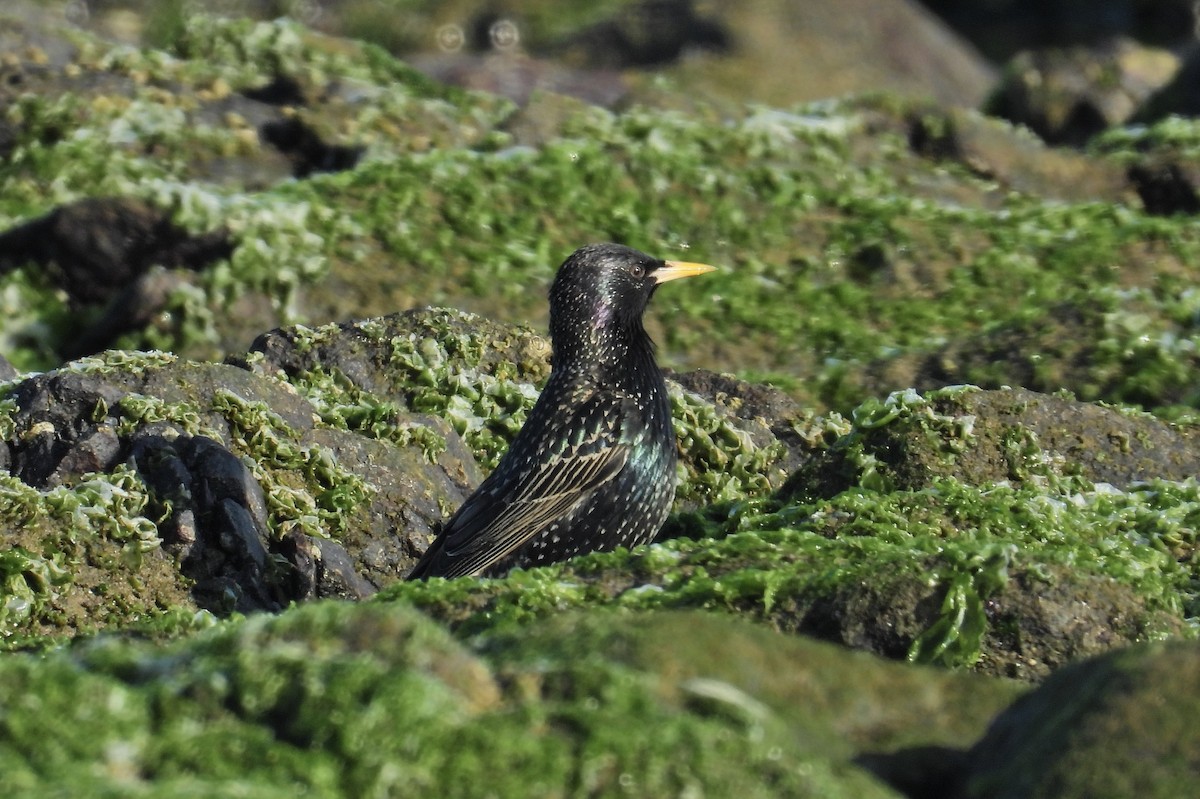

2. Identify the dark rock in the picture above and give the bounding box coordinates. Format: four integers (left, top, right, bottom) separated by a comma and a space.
240, 73, 309, 107
0, 197, 233, 308
313, 536, 379, 599
9, 370, 132, 487
48, 424, 122, 479
184, 435, 270, 533
550, 0, 732, 69
960, 639, 1200, 799
277, 530, 379, 601
1128, 156, 1200, 215
1, 355, 480, 618
258, 115, 364, 178
986, 38, 1180, 145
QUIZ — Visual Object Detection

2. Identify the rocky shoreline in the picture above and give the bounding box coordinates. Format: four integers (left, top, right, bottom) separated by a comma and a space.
0, 2, 1197, 797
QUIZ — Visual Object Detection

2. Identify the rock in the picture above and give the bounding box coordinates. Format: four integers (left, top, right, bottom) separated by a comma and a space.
1135, 42, 1200, 121
0, 603, 1022, 797
0, 198, 234, 359
1128, 155, 1200, 216
548, 0, 732, 69
905, 105, 1132, 204
0, 352, 18, 382
258, 115, 364, 178
783, 386, 1200, 501
920, 0, 1197, 62
960, 639, 1200, 799
0, 351, 479, 629
619, 0, 997, 111
0, 197, 232, 309
988, 38, 1182, 145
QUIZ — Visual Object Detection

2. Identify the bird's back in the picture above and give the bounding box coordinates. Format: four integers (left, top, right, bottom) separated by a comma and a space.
407, 355, 676, 579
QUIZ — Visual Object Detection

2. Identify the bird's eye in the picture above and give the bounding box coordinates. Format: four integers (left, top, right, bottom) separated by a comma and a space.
629, 263, 646, 279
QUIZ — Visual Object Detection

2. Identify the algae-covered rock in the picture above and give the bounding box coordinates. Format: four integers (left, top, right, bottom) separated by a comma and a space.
0, 350, 477, 641
961, 639, 1200, 799
783, 386, 1200, 500
0, 601, 1031, 798
384, 382, 1196, 680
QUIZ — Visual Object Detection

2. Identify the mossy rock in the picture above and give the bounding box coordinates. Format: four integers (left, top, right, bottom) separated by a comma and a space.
4, 601, 1002, 798
962, 639, 1200, 799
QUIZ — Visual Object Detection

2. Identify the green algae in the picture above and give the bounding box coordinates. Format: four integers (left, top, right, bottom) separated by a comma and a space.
287, 366, 449, 460
382, 447, 1198, 671
1092, 114, 1200, 160
210, 388, 372, 540
0, 601, 908, 798
4, 13, 1200, 421
0, 465, 170, 643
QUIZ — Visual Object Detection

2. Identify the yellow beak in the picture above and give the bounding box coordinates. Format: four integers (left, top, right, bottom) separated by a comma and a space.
654, 260, 717, 284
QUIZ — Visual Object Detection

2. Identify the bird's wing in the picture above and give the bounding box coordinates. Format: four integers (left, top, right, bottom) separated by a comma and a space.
408, 392, 634, 579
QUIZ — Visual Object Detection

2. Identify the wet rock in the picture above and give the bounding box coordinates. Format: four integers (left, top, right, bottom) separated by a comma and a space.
1, 353, 479, 621
905, 105, 1132, 203
960, 639, 1200, 798
0, 197, 232, 308
987, 38, 1181, 145
1128, 155, 1200, 215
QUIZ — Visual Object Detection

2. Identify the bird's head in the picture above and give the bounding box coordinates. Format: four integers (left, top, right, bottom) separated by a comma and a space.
548, 244, 714, 365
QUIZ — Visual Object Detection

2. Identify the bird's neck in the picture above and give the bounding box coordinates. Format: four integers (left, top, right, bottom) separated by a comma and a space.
555, 319, 659, 389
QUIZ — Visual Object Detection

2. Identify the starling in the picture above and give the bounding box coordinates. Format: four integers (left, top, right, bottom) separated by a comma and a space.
407, 243, 716, 580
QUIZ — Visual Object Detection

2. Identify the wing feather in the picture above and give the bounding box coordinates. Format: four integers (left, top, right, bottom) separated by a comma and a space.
407, 387, 635, 579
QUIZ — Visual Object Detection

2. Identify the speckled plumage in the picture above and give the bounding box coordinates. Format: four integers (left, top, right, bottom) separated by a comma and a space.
407, 243, 715, 580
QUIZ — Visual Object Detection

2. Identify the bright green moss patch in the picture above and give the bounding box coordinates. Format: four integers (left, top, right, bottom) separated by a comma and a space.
0, 464, 187, 645
383, 471, 1197, 673
0, 601, 908, 798
4, 12, 1200, 420
1092, 115, 1200, 160
211, 388, 373, 539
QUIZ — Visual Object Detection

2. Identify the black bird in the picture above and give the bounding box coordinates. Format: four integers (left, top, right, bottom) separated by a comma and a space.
407, 243, 715, 580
